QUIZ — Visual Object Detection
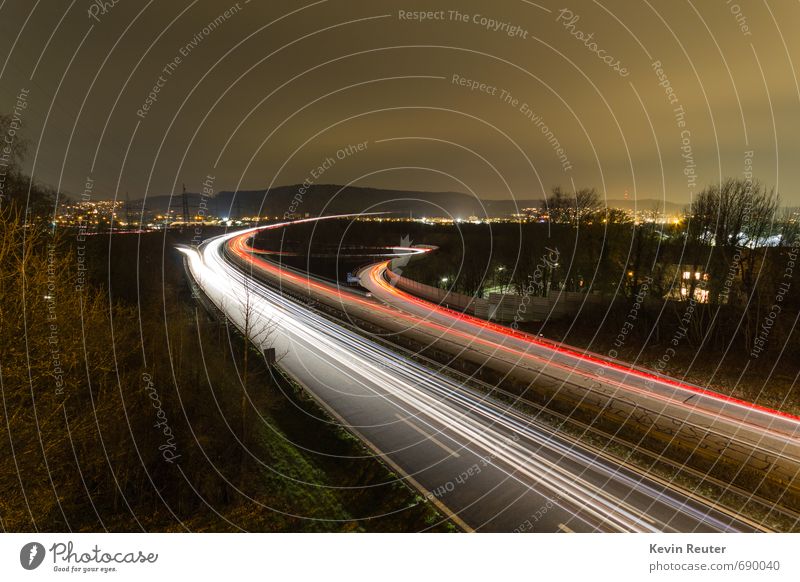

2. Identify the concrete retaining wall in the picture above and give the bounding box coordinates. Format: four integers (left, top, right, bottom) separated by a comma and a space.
386, 263, 599, 323
385, 266, 488, 315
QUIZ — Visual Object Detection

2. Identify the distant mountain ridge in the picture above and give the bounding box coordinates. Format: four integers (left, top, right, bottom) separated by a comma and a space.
125, 184, 687, 218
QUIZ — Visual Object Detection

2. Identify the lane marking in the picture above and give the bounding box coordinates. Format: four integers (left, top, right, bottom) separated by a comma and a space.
272, 370, 474, 532
558, 523, 574, 533
395, 413, 461, 458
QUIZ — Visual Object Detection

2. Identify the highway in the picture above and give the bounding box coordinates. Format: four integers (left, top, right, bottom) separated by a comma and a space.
182, 220, 767, 532
357, 261, 800, 460
221, 223, 800, 502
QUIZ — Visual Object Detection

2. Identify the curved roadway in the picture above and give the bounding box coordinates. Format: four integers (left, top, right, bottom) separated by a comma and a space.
180, 220, 776, 532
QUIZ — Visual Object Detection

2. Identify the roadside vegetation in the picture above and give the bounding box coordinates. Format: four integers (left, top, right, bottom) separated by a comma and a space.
0, 130, 447, 532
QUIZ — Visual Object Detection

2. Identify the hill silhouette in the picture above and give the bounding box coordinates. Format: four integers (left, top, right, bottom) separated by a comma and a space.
125, 184, 686, 219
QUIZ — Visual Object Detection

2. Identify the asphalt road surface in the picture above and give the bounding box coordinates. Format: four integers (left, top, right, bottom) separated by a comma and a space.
182, 222, 766, 532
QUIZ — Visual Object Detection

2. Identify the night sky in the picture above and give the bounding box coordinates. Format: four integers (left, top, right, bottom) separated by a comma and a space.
1, 0, 798, 204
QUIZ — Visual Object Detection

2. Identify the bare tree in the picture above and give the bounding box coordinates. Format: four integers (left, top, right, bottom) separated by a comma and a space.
546, 186, 602, 225
684, 178, 778, 305
683, 177, 780, 351
230, 275, 283, 479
